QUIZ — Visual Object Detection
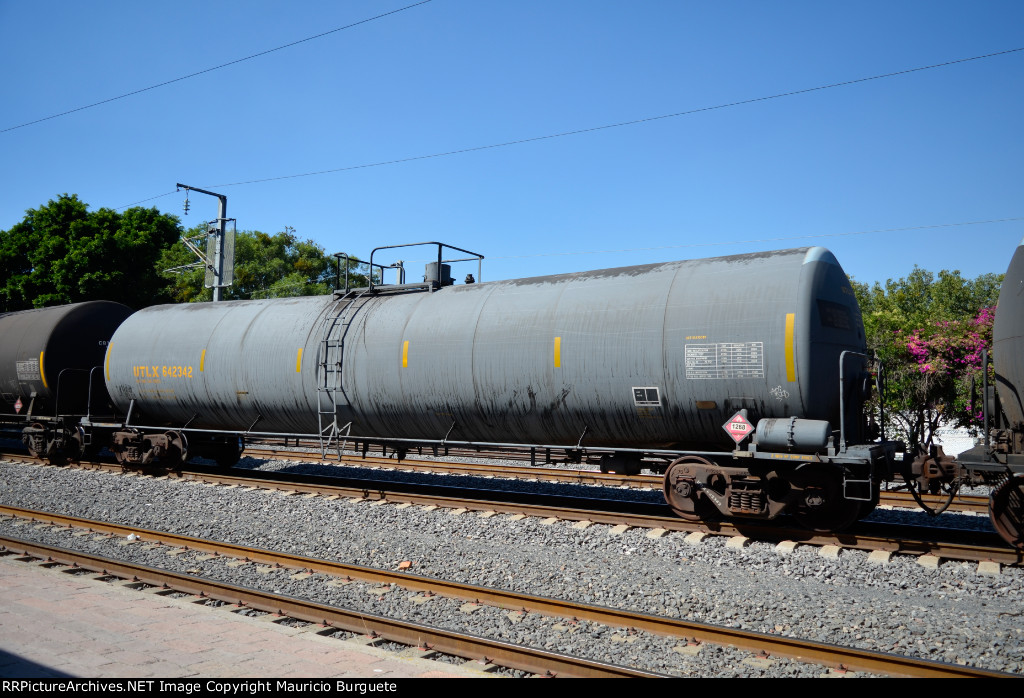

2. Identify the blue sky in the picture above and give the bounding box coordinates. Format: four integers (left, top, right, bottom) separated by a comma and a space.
2, 1, 1021, 289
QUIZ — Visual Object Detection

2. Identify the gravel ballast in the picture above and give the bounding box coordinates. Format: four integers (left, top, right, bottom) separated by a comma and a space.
1, 457, 1021, 677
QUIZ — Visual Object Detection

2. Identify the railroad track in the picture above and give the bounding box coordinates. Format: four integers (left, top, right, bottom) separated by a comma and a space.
1, 452, 1017, 567
0, 505, 1011, 679
0, 534, 653, 678
0, 442, 992, 514
244, 444, 992, 515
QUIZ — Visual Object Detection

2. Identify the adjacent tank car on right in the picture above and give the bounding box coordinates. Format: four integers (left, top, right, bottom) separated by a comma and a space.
957, 234, 1024, 549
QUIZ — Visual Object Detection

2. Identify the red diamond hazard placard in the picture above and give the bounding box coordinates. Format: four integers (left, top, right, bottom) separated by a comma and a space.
14, 398, 22, 414
723, 411, 753, 444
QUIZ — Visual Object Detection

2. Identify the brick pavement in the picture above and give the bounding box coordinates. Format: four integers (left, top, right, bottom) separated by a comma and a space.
0, 555, 492, 679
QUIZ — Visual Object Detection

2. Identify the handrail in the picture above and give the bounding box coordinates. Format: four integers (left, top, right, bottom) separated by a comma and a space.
368, 242, 484, 292
333, 253, 396, 294
838, 350, 871, 452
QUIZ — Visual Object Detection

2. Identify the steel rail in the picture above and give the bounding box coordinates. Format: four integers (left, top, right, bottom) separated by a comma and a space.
244, 445, 992, 513
166, 469, 1022, 565
881, 490, 989, 514
0, 534, 660, 678
0, 506, 1013, 678
0, 446, 992, 512
248, 446, 648, 487
1, 454, 1017, 564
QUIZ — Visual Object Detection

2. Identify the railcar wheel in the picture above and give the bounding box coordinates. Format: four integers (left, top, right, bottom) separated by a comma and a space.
787, 466, 861, 532
899, 472, 960, 516
46, 426, 84, 466
989, 475, 1024, 551
857, 488, 881, 520
44, 444, 69, 466
164, 431, 189, 465
63, 426, 88, 464
663, 456, 721, 522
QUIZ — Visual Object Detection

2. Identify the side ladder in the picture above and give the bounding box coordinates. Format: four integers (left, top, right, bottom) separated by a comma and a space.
317, 289, 368, 458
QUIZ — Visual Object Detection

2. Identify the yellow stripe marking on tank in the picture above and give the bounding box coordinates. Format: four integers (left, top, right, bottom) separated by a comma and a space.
784, 313, 796, 382
39, 351, 47, 389
296, 347, 303, 373
200, 349, 206, 372
554, 337, 561, 368
105, 343, 112, 381
402, 340, 409, 368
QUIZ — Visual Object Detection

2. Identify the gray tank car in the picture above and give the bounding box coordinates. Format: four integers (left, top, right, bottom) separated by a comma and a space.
104, 247, 860, 438
104, 246, 894, 529
0, 301, 134, 459
991, 237, 1024, 443
956, 234, 1024, 548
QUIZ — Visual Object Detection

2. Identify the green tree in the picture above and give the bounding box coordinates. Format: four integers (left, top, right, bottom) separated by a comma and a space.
0, 194, 182, 311
158, 228, 364, 302
851, 267, 1003, 450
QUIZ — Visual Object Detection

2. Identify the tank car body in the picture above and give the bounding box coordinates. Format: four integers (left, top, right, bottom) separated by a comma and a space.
105, 247, 862, 444
956, 234, 1024, 548
104, 246, 894, 528
991, 236, 1024, 452
0, 301, 134, 458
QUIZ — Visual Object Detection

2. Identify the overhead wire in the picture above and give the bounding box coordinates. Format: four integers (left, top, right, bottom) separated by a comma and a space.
198, 46, 1018, 188
0, 0, 433, 135
479, 217, 1024, 261
112, 47, 1023, 210
144, 210, 1024, 266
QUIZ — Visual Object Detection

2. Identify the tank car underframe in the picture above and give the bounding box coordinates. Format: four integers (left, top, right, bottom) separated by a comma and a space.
109, 428, 188, 467
948, 343, 1024, 549
1, 411, 82, 464
6, 395, 904, 534
661, 444, 892, 531
101, 426, 242, 469
4, 360, 130, 465
18, 417, 86, 465
88, 417, 898, 530
956, 445, 1024, 551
